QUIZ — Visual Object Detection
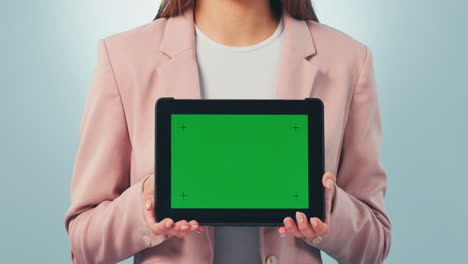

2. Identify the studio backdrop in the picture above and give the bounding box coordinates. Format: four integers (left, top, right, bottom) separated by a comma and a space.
1, 0, 467, 263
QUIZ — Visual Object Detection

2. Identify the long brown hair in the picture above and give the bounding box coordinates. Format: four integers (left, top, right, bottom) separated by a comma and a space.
154, 0, 319, 22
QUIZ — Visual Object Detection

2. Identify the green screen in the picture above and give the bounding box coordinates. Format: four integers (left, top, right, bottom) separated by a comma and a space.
171, 114, 309, 209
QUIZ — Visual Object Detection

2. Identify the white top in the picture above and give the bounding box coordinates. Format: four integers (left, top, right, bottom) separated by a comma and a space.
194, 18, 285, 264
195, 18, 284, 99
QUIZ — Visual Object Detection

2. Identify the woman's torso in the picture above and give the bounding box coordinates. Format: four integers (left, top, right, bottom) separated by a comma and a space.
104, 7, 368, 264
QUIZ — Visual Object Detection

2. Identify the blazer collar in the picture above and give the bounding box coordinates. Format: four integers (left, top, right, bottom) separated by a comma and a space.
160, 6, 316, 58
157, 6, 319, 99
160, 7, 197, 57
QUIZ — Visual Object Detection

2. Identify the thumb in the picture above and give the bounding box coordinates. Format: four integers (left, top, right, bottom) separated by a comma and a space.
144, 198, 155, 211
322, 171, 336, 224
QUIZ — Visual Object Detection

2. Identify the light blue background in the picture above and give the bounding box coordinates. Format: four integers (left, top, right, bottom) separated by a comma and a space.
1, 0, 466, 263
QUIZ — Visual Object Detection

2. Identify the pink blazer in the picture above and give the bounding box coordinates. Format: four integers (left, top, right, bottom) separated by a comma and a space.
65, 6, 391, 264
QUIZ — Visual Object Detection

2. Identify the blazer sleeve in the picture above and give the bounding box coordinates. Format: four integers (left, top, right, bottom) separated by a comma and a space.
310, 47, 392, 263
64, 39, 167, 264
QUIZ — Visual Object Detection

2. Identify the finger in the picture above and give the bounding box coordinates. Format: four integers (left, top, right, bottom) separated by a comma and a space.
143, 199, 156, 226
172, 220, 190, 238
310, 217, 329, 236
296, 212, 316, 239
278, 226, 287, 237
166, 220, 184, 237
177, 220, 194, 237
143, 174, 155, 196
196, 226, 204, 233
322, 171, 336, 190
283, 217, 303, 238
322, 171, 336, 224
188, 220, 200, 232
143, 198, 173, 236
150, 218, 174, 236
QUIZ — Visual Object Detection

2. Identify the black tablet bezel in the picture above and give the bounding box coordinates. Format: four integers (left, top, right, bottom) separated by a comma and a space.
155, 97, 324, 226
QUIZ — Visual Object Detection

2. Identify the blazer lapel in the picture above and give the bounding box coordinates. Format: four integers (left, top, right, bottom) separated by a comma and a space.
157, 7, 201, 99
275, 11, 319, 99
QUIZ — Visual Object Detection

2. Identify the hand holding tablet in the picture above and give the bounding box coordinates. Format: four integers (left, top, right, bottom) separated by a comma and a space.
278, 171, 336, 243
154, 98, 325, 226
142, 173, 204, 238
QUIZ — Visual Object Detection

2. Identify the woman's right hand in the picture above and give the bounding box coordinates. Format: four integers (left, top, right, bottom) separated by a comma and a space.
142, 173, 203, 238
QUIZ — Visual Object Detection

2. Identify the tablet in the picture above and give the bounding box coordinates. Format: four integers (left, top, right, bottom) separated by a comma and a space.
154, 98, 324, 226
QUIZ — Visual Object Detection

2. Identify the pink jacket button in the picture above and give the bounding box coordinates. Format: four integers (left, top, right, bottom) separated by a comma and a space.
142, 235, 151, 246
266, 255, 278, 264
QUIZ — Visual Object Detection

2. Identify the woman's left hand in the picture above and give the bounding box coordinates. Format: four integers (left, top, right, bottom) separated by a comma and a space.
278, 171, 336, 244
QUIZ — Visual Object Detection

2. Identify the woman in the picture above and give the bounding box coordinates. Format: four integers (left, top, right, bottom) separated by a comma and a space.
64, 0, 391, 263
